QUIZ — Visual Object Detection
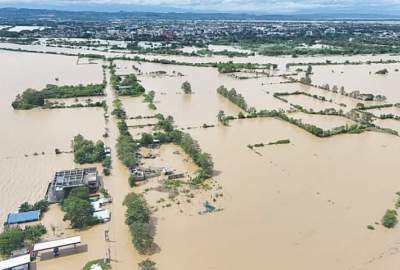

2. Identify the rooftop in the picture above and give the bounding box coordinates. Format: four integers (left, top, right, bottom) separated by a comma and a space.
0, 254, 30, 270
53, 167, 97, 189
6, 210, 40, 225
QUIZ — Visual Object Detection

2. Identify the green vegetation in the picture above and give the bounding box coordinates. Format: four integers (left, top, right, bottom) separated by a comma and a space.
356, 103, 393, 111
129, 175, 137, 187
240, 39, 400, 57
68, 186, 90, 200
217, 110, 229, 125
139, 259, 157, 270
116, 120, 139, 168
382, 209, 398, 228
0, 225, 46, 256
124, 193, 153, 254
62, 187, 100, 229
102, 156, 112, 176
181, 81, 192, 94
217, 85, 247, 111
46, 100, 106, 110
12, 83, 105, 110
73, 134, 105, 164
143, 91, 157, 110
151, 114, 214, 184
248, 139, 290, 149
111, 71, 146, 96
112, 99, 127, 119
23, 224, 47, 242
216, 61, 271, 73
82, 259, 110, 270
19, 199, 49, 214
375, 68, 389, 75
268, 139, 291, 145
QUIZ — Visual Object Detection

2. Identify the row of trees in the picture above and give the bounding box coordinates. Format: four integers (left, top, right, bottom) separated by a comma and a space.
150, 114, 214, 184
12, 83, 105, 110
143, 91, 157, 110
112, 99, 127, 119
216, 85, 248, 111
123, 193, 153, 254
116, 120, 139, 168
19, 199, 49, 214
216, 61, 272, 73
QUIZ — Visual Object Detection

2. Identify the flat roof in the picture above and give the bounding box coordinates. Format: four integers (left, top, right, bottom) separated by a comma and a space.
0, 254, 30, 270
33, 236, 81, 252
94, 209, 110, 221
7, 211, 40, 225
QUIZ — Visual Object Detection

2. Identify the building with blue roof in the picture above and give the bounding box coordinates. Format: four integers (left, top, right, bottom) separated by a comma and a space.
6, 210, 40, 225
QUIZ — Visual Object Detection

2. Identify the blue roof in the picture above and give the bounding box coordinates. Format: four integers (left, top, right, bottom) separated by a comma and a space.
7, 210, 40, 224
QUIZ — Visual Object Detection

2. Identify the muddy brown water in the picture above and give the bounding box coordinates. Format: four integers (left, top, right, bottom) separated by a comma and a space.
1, 48, 400, 270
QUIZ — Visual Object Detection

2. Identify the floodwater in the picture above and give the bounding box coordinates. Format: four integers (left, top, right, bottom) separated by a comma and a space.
0, 51, 103, 226
309, 63, 400, 103
1, 46, 400, 270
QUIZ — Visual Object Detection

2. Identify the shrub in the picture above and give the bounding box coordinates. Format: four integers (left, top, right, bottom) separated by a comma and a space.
129, 175, 137, 187
382, 209, 398, 228
139, 259, 157, 270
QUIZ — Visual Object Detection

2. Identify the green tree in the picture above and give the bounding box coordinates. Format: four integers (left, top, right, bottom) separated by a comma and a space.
124, 193, 151, 225
68, 186, 90, 200
73, 134, 105, 164
24, 224, 47, 243
181, 81, 192, 94
140, 133, 154, 146
63, 197, 97, 228
0, 227, 25, 256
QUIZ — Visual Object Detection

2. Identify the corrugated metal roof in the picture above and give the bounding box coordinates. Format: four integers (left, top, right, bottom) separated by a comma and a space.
33, 236, 81, 252
0, 254, 30, 270
6, 211, 40, 225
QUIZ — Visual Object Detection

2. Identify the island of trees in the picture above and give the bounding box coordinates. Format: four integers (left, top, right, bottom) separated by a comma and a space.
12, 83, 105, 110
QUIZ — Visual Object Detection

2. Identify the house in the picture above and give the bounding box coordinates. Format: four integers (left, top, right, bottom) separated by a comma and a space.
6, 210, 41, 225
47, 168, 100, 203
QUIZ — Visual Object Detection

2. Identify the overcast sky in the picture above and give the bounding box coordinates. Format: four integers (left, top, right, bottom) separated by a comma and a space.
0, 0, 400, 14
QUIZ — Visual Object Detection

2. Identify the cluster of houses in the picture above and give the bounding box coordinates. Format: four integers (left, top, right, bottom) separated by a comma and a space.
1, 167, 112, 269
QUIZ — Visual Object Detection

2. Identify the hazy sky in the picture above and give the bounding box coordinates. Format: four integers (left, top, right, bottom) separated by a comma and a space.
0, 0, 400, 13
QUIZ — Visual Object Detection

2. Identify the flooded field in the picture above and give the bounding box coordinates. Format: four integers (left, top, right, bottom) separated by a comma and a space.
0, 50, 103, 224
309, 63, 400, 102
288, 112, 355, 130
1, 45, 400, 270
